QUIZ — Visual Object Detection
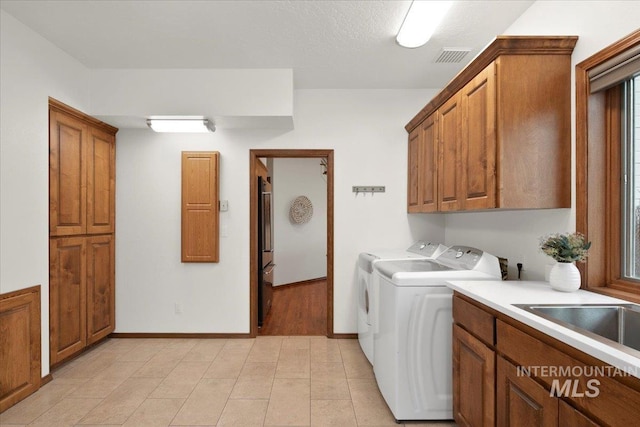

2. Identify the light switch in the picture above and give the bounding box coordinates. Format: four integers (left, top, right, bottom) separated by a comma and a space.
220, 200, 229, 211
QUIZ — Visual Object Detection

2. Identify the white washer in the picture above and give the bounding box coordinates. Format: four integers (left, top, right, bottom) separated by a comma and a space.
357, 242, 448, 365
372, 246, 501, 421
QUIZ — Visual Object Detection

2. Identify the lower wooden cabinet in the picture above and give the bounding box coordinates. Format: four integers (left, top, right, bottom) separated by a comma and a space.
496, 356, 558, 427
49, 236, 87, 364
453, 324, 495, 427
50, 234, 114, 366
453, 293, 640, 427
86, 235, 115, 345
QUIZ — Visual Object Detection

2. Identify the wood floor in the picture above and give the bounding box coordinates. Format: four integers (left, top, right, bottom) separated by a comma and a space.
259, 279, 327, 336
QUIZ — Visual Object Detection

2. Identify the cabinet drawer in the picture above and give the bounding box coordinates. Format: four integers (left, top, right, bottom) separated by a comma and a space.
453, 295, 495, 345
497, 319, 640, 426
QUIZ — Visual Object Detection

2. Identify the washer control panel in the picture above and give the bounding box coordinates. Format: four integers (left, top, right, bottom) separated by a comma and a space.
437, 245, 484, 270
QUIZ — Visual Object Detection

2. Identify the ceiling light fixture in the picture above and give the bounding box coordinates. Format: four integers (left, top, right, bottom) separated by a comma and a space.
146, 117, 215, 133
396, 1, 453, 49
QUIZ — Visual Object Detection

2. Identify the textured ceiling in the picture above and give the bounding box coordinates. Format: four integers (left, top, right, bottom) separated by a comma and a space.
0, 0, 534, 89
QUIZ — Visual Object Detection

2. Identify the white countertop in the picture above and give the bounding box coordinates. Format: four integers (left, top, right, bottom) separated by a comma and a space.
447, 280, 640, 380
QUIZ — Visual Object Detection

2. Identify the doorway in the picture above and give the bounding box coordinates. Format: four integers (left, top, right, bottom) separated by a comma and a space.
249, 149, 334, 337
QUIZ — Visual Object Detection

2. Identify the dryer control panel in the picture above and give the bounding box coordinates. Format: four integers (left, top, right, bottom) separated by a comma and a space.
406, 241, 448, 258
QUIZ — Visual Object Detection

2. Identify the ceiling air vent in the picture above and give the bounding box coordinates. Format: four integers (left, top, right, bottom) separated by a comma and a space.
434, 48, 471, 63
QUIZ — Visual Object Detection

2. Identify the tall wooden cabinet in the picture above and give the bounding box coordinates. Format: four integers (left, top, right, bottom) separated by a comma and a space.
406, 36, 577, 213
49, 98, 117, 366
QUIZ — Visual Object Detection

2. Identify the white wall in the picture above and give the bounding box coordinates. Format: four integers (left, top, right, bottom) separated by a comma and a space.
8, 1, 635, 343
444, 1, 640, 281
89, 68, 294, 129
272, 158, 327, 286
115, 89, 445, 334
0, 10, 92, 376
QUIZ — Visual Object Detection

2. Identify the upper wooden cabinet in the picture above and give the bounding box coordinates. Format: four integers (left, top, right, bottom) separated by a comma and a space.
86, 126, 116, 234
406, 36, 577, 213
438, 93, 463, 212
50, 99, 117, 236
181, 151, 220, 263
408, 115, 438, 212
49, 109, 88, 236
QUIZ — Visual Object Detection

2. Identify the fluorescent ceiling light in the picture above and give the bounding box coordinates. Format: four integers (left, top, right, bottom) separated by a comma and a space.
396, 1, 453, 48
146, 117, 215, 133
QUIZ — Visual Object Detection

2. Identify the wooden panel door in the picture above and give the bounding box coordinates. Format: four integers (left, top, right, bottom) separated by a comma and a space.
86, 126, 115, 234
461, 62, 497, 210
453, 324, 495, 427
558, 400, 599, 427
407, 127, 421, 212
0, 286, 41, 412
49, 237, 86, 365
438, 94, 463, 211
497, 355, 559, 427
49, 109, 87, 236
86, 235, 115, 345
182, 152, 220, 262
419, 115, 438, 212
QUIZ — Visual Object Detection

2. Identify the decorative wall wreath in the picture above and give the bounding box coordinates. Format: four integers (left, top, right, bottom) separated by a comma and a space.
290, 196, 313, 224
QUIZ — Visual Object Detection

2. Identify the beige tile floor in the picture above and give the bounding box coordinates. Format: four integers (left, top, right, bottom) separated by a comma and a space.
0, 337, 457, 427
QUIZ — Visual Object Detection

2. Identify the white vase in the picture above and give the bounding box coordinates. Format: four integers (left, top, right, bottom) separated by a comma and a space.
549, 262, 581, 292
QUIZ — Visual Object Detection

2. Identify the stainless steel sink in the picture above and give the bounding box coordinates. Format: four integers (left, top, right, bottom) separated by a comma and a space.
513, 303, 640, 356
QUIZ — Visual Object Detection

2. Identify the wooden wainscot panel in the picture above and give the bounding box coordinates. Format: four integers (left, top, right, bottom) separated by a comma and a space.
0, 286, 41, 412
496, 319, 640, 426
181, 151, 220, 262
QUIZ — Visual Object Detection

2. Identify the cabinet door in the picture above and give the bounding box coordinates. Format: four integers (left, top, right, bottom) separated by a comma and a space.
419, 115, 438, 212
497, 356, 558, 427
182, 152, 220, 262
50, 237, 86, 365
558, 400, 599, 427
86, 126, 115, 234
438, 94, 463, 211
86, 235, 115, 345
453, 324, 495, 427
461, 62, 497, 210
407, 127, 421, 212
50, 110, 88, 236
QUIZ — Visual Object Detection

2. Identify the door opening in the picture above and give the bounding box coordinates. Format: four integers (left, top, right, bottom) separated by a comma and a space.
249, 149, 334, 337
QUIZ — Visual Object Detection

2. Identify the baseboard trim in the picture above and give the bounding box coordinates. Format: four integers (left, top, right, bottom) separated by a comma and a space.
110, 332, 252, 339
331, 333, 358, 339
273, 277, 327, 289
40, 374, 53, 386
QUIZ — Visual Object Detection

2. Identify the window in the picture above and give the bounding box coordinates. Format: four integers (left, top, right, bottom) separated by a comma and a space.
622, 76, 640, 280
577, 30, 640, 300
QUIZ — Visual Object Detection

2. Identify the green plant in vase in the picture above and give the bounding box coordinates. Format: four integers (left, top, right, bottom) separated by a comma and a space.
540, 232, 591, 292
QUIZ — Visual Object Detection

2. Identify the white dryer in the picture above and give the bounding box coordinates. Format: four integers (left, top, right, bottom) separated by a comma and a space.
372, 246, 501, 421
357, 242, 448, 365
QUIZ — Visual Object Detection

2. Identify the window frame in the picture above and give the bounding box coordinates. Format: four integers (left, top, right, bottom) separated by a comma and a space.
576, 29, 640, 302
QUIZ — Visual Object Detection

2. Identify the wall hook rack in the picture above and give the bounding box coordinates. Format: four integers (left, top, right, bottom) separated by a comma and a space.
353, 186, 385, 196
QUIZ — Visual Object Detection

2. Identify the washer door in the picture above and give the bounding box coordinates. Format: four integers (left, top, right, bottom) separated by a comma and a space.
357, 268, 372, 325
